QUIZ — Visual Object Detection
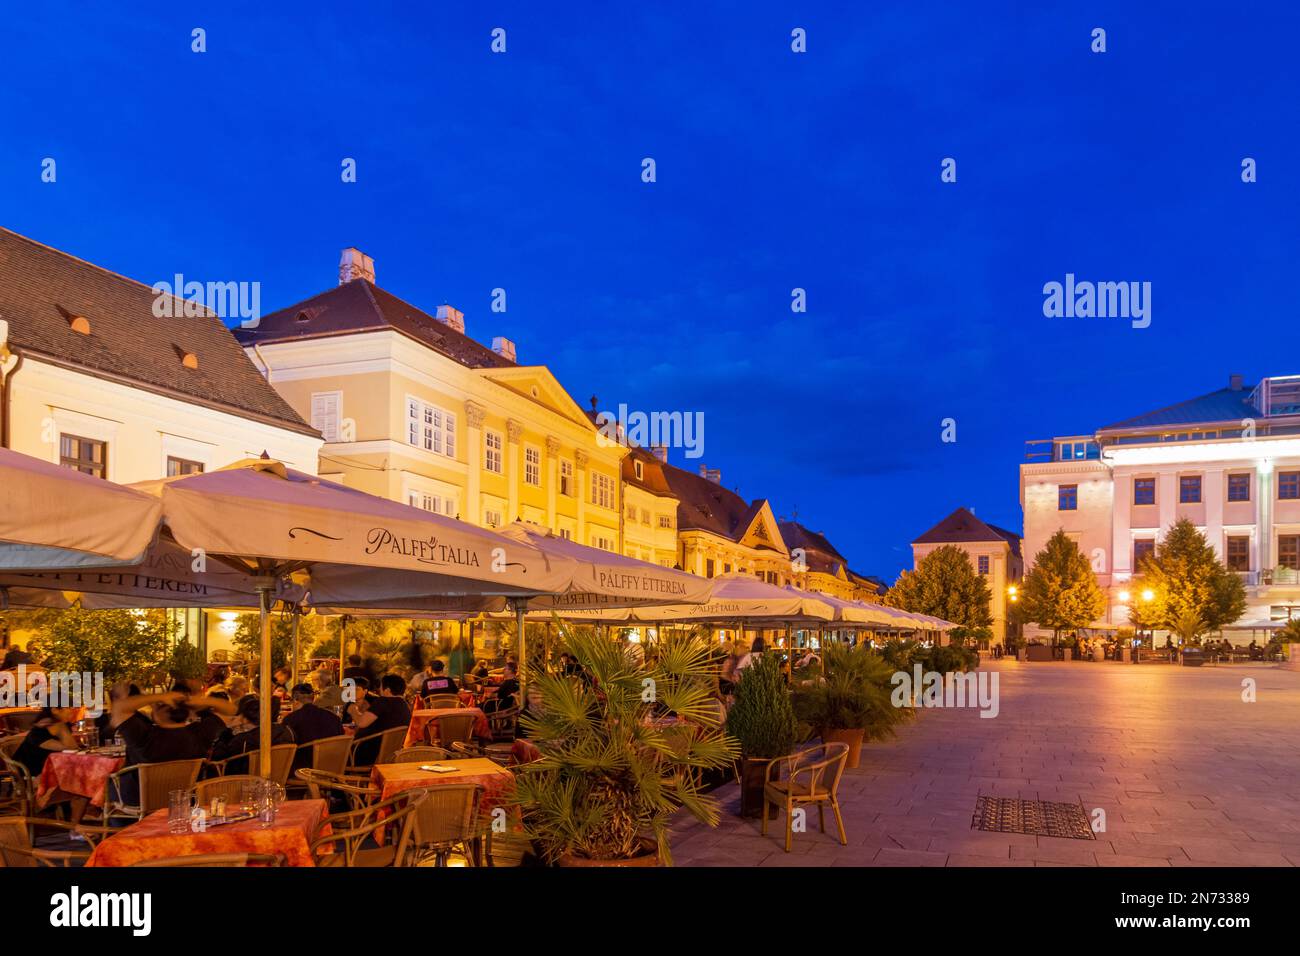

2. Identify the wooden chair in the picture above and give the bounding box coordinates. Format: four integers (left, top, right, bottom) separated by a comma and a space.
102, 758, 204, 825
429, 713, 475, 749
308, 789, 426, 867
346, 725, 407, 773
294, 769, 377, 813
406, 783, 482, 867
129, 852, 285, 867
194, 775, 263, 807
0, 817, 94, 867
392, 746, 453, 763
0, 751, 36, 819
422, 694, 461, 710
761, 742, 849, 852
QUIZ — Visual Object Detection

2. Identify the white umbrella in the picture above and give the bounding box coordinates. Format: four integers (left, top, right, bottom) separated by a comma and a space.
0, 448, 160, 569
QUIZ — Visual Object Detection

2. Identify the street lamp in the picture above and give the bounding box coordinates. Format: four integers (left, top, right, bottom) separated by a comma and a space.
1141, 589, 1154, 603
1006, 585, 1018, 603
1118, 590, 1131, 603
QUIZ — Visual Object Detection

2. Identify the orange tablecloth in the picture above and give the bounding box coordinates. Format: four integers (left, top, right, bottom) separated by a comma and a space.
404, 707, 490, 747
85, 798, 329, 867
370, 759, 514, 813
37, 750, 125, 808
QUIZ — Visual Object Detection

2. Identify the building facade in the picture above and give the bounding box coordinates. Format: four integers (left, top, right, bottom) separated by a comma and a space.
911, 507, 1022, 645
235, 249, 625, 550
779, 520, 882, 602
620, 446, 680, 567
1020, 374, 1300, 639
660, 463, 792, 582
0, 228, 322, 480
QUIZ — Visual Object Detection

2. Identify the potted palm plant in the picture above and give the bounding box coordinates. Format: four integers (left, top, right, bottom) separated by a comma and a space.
792, 642, 907, 769
725, 653, 796, 817
510, 623, 739, 865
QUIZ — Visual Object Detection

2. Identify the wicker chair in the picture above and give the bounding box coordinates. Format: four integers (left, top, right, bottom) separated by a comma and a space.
0, 733, 27, 758
761, 742, 850, 852
449, 740, 482, 758
0, 751, 36, 819
391, 746, 453, 763
309, 789, 426, 867
294, 768, 377, 812
429, 713, 475, 749
194, 775, 264, 807
486, 706, 520, 742
346, 725, 407, 773
102, 758, 204, 825
130, 852, 285, 867
0, 817, 94, 867
207, 743, 295, 785
422, 694, 461, 710
406, 783, 482, 866
303, 734, 352, 776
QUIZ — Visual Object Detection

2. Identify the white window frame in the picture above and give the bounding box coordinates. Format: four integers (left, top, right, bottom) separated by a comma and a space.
311, 390, 342, 442
524, 444, 541, 486
405, 395, 456, 459
484, 429, 503, 474
560, 459, 574, 496
590, 471, 615, 509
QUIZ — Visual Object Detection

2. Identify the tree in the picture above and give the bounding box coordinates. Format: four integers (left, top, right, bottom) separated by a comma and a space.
233, 611, 322, 669
1128, 518, 1246, 644
29, 608, 178, 686
1020, 530, 1107, 645
885, 545, 993, 628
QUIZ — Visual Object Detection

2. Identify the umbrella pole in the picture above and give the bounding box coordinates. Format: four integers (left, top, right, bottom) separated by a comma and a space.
338, 614, 349, 693
291, 607, 301, 688
256, 584, 274, 779
514, 599, 527, 691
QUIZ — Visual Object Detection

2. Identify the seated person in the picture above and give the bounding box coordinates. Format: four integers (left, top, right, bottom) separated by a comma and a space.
210, 694, 295, 773
415, 660, 458, 697
283, 683, 344, 770
110, 688, 238, 805
94, 681, 142, 741
13, 706, 80, 777
342, 654, 373, 687
271, 667, 292, 701
483, 662, 520, 714
345, 675, 411, 766
471, 659, 490, 680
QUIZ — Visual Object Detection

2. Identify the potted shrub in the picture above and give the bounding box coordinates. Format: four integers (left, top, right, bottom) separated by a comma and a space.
725, 653, 796, 817
510, 623, 738, 866
793, 642, 907, 769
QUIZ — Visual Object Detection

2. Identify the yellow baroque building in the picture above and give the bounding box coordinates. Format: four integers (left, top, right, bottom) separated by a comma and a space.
235, 249, 625, 549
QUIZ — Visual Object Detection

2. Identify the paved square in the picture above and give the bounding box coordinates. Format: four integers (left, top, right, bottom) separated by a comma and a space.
672, 659, 1300, 867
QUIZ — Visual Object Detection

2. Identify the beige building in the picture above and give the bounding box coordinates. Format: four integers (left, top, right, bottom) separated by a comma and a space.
911, 507, 1023, 646
779, 520, 883, 602
1021, 374, 1300, 641
661, 463, 792, 582
620, 446, 680, 567
235, 249, 625, 550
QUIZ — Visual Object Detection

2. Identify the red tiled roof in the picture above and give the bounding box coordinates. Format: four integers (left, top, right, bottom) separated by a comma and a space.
913, 507, 1022, 557
661, 462, 780, 548
0, 227, 317, 436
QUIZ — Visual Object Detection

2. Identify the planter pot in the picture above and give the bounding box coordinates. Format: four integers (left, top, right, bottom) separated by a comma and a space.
738, 756, 776, 818
821, 727, 865, 769
557, 837, 660, 867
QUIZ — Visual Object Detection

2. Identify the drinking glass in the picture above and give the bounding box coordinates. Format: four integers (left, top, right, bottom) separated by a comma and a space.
167, 789, 192, 834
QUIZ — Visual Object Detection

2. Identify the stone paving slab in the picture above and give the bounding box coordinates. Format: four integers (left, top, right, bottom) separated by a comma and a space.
672, 660, 1300, 867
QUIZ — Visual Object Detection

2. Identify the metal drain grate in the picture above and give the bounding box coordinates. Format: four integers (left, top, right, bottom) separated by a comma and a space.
971, 796, 1095, 840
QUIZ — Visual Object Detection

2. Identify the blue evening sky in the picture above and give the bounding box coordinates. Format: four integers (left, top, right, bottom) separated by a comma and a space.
3, 2, 1297, 581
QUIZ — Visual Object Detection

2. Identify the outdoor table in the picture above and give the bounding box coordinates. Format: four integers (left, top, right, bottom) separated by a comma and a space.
370, 758, 514, 814
37, 749, 125, 809
85, 798, 330, 867
404, 707, 491, 747
457, 689, 477, 707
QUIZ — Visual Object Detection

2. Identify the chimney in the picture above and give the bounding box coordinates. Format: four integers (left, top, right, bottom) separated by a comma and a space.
338, 248, 375, 285
1230, 374, 1243, 391
435, 304, 465, 333
698, 464, 721, 484
491, 336, 516, 362
650, 444, 668, 463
